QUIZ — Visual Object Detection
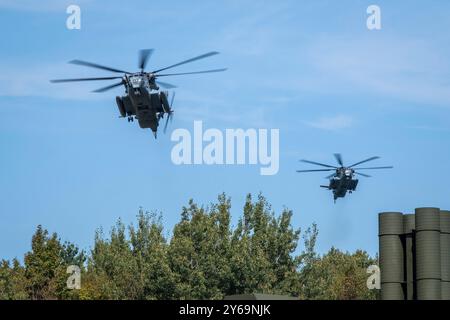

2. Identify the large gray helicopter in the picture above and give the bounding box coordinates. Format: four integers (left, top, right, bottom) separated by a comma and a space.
297, 154, 393, 202
51, 49, 226, 137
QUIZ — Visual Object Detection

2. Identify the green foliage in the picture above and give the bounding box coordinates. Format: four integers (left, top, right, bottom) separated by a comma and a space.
168, 196, 233, 299
23, 225, 86, 300
0, 194, 378, 300
0, 225, 85, 300
299, 247, 378, 300
228, 194, 302, 296
0, 259, 27, 299
84, 210, 175, 299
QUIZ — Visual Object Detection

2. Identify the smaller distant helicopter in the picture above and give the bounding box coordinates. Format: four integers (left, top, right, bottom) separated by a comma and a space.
296, 153, 393, 202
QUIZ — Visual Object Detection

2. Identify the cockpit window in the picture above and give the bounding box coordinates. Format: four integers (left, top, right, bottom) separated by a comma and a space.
130, 76, 144, 88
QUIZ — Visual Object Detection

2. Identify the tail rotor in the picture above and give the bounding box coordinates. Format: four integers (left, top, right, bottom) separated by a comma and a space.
164, 92, 175, 134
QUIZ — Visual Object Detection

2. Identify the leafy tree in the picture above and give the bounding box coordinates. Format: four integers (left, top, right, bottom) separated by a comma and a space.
0, 193, 379, 300
86, 220, 139, 299
168, 194, 233, 299
0, 259, 27, 299
168, 193, 305, 299
85, 209, 175, 299
129, 210, 176, 299
299, 247, 378, 300
228, 194, 303, 296
22, 225, 85, 299
23, 225, 64, 299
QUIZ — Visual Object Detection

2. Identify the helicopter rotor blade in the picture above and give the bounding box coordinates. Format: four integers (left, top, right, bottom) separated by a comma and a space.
163, 113, 171, 133
139, 49, 154, 71
92, 81, 124, 93
348, 156, 380, 168
156, 81, 177, 89
353, 166, 394, 170
299, 159, 337, 169
355, 172, 372, 178
152, 51, 220, 73
170, 91, 175, 108
50, 76, 123, 83
164, 93, 175, 134
156, 68, 227, 77
325, 173, 336, 179
334, 153, 344, 166
296, 169, 336, 173
163, 111, 174, 134
69, 59, 131, 74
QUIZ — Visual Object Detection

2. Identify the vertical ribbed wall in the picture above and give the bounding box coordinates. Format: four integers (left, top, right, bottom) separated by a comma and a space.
441, 210, 450, 300
415, 207, 441, 300
379, 212, 405, 300
379, 207, 450, 300
403, 214, 416, 300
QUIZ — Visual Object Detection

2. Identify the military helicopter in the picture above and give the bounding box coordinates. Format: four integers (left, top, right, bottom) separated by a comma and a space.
296, 154, 393, 202
50, 49, 226, 137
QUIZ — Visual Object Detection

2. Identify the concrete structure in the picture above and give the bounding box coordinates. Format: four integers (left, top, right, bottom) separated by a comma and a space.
415, 207, 441, 300
441, 210, 450, 299
379, 207, 450, 300
403, 214, 415, 300
379, 212, 405, 300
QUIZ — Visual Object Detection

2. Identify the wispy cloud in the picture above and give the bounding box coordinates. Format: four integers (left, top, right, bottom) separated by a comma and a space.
0, 62, 115, 101
210, 2, 293, 57
298, 35, 450, 107
4, 1, 450, 112
305, 115, 354, 131
0, 0, 91, 12
208, 4, 450, 109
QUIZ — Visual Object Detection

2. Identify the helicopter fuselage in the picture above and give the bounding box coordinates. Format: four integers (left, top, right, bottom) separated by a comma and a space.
320, 169, 358, 201
116, 74, 170, 135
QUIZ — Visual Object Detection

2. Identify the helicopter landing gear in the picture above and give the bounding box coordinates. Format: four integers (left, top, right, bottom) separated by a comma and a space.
127, 116, 134, 122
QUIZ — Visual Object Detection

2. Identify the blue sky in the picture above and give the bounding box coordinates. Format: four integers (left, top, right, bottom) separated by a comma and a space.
1, 0, 450, 261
